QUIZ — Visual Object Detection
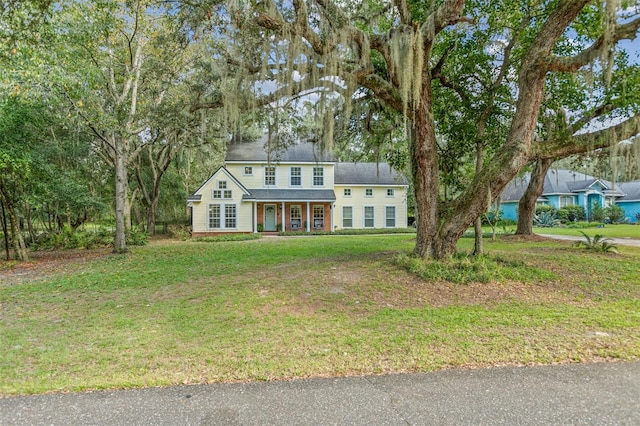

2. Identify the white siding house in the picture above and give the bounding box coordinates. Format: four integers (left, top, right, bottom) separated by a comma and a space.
188, 137, 409, 236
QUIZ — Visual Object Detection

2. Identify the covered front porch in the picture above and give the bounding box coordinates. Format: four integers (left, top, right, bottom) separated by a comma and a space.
244, 189, 336, 233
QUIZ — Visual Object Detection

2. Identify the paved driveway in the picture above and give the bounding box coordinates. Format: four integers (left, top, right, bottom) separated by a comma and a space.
538, 233, 640, 247
2, 362, 639, 425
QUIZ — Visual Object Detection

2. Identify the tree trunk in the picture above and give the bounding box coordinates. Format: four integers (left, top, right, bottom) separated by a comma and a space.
411, 70, 441, 259
516, 158, 553, 235
473, 141, 484, 256
114, 144, 128, 253
6, 202, 28, 261
147, 201, 157, 236
24, 202, 36, 244
1, 199, 10, 261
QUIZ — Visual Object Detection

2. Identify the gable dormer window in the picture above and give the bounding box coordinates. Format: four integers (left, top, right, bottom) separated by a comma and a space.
218, 181, 227, 189
265, 166, 276, 186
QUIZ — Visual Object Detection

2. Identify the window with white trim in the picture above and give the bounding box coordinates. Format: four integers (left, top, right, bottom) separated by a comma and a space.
364, 206, 374, 228
225, 204, 236, 228
212, 189, 232, 199
365, 188, 373, 197
290, 167, 302, 186
342, 206, 353, 228
313, 167, 324, 186
218, 181, 227, 189
209, 204, 221, 228
209, 203, 237, 229
385, 206, 396, 227
313, 205, 324, 229
290, 205, 302, 229
386, 188, 395, 197
264, 166, 276, 186
244, 166, 253, 175
343, 188, 351, 197
559, 195, 575, 208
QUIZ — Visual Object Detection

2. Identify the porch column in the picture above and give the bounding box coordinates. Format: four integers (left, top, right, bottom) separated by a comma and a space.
253, 202, 258, 233
281, 201, 285, 231
330, 202, 334, 233
306, 202, 310, 232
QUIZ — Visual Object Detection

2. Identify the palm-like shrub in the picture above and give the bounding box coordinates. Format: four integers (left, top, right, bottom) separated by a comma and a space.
573, 231, 618, 253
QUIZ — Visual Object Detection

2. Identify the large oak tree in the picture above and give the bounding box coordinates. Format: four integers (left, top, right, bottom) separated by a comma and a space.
223, 0, 640, 259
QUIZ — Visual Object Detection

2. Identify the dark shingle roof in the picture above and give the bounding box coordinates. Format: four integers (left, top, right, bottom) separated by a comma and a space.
243, 189, 336, 201
618, 181, 640, 201
500, 169, 625, 202
334, 162, 408, 186
226, 136, 335, 163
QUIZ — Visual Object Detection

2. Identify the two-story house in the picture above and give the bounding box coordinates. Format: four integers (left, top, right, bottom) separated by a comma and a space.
188, 138, 409, 236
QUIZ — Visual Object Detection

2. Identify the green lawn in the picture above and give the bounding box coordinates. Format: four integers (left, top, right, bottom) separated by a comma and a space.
1, 235, 639, 395
533, 224, 640, 239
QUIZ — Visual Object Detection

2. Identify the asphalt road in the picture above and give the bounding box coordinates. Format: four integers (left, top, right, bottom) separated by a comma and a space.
2, 361, 639, 425
538, 234, 640, 247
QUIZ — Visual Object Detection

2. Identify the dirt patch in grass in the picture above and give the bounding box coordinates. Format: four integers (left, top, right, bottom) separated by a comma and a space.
223, 253, 586, 318
0, 248, 112, 286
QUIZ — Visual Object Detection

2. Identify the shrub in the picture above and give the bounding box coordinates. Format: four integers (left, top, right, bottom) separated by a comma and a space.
604, 205, 627, 224
535, 204, 556, 217
30, 227, 148, 250
573, 231, 617, 253
167, 224, 191, 240
533, 211, 559, 227
566, 221, 600, 229
590, 202, 605, 222
394, 253, 555, 284
497, 219, 517, 227
195, 233, 262, 243
557, 205, 586, 223
279, 227, 416, 237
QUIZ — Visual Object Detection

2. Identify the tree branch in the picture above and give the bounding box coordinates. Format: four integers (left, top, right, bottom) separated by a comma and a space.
535, 112, 640, 160
545, 16, 640, 72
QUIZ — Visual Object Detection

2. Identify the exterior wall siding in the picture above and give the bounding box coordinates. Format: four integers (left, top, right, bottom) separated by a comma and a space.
500, 202, 518, 221
618, 201, 640, 223
190, 169, 254, 234
334, 185, 407, 229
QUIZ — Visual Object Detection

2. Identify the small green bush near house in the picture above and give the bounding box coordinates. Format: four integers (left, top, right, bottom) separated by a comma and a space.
557, 205, 586, 223
605, 205, 627, 224
535, 204, 557, 216
566, 221, 601, 229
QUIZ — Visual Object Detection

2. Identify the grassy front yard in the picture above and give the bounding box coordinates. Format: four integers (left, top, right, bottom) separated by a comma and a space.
1, 235, 639, 395
533, 224, 640, 239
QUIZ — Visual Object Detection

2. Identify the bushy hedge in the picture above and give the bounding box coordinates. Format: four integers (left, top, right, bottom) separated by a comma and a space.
30, 227, 148, 251
279, 227, 417, 236
557, 205, 586, 223
194, 233, 262, 243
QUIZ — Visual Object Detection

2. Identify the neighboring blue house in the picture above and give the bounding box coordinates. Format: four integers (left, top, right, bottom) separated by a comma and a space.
500, 169, 640, 223
617, 181, 640, 223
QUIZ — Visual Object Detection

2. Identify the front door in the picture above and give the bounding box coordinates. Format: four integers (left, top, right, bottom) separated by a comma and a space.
264, 204, 277, 231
